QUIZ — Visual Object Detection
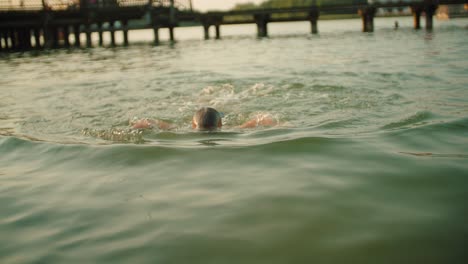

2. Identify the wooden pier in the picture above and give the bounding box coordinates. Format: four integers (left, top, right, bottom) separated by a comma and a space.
0, 0, 466, 52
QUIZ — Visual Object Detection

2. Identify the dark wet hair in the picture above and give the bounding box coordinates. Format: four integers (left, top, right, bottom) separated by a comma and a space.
193, 107, 222, 130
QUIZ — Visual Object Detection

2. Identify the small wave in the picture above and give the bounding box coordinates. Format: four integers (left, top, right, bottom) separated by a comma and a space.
383, 117, 468, 160
399, 152, 468, 159
381, 111, 434, 130
315, 118, 362, 130
408, 117, 468, 134
384, 115, 468, 136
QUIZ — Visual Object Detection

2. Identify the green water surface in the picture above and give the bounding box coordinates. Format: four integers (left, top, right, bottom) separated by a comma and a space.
1, 17, 467, 264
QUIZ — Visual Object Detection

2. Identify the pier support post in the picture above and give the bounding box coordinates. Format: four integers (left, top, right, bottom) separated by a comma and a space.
7, 31, 12, 50
0, 30, 4, 51
85, 24, 92, 48
97, 22, 103, 46
425, 11, 433, 30
359, 6, 376, 32
10, 29, 18, 50
41, 10, 50, 49
424, 2, 438, 30
153, 26, 159, 45
110, 21, 116, 46
169, 27, 175, 42
24, 28, 32, 50
123, 20, 129, 46
17, 28, 25, 50
43, 26, 52, 49
215, 24, 221, 39
7, 30, 12, 50
11, 29, 18, 50
0, 30, 5, 50
5, 31, 10, 50
254, 14, 270, 38
3, 31, 7, 50
309, 8, 319, 34
7, 30, 13, 50
2, 30, 8, 50
63, 25, 70, 48
34, 28, 41, 49
3, 31, 8, 50
52, 27, 59, 48
169, 0, 177, 43
73, 24, 81, 47
0, 31, 3, 51
16, 29, 24, 50
1, 32, 5, 51
201, 15, 222, 40
5, 31, 9, 50
203, 24, 210, 40
411, 5, 423, 30
23, 28, 31, 50
4, 30, 10, 50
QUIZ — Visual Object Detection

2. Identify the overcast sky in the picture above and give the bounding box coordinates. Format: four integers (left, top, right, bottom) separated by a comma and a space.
191, 0, 265, 11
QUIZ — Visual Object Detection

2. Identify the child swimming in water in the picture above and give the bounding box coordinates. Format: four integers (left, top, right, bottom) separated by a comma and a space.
130, 107, 278, 130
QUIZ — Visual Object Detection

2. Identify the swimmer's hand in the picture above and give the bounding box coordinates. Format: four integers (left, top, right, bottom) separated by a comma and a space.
130, 119, 175, 130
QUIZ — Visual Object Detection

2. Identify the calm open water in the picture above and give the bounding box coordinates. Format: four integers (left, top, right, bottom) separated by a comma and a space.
1, 17, 468, 263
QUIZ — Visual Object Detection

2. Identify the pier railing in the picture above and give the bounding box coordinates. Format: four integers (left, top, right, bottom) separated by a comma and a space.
0, 0, 191, 10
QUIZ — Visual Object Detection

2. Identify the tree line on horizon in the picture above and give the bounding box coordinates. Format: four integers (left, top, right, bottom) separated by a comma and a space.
232, 0, 369, 10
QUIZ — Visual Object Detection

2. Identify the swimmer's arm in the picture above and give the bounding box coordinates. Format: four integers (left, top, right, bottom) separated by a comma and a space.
131, 119, 175, 130
239, 119, 258, 129
239, 115, 278, 129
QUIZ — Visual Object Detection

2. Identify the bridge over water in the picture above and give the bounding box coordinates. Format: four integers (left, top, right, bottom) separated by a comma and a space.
0, 0, 466, 52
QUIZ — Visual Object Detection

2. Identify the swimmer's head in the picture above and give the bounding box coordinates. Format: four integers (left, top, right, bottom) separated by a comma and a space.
192, 107, 222, 130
